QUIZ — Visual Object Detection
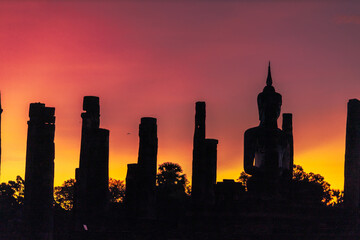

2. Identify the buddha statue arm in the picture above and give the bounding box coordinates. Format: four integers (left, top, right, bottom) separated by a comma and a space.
244, 130, 257, 175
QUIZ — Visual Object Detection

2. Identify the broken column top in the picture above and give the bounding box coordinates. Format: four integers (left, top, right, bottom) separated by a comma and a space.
196, 101, 206, 112
349, 99, 360, 104
81, 96, 100, 129
282, 113, 292, 120
127, 163, 138, 168
194, 101, 206, 143
126, 164, 138, 176
83, 96, 99, 114
205, 139, 218, 145
347, 99, 360, 122
141, 117, 157, 125
29, 103, 55, 124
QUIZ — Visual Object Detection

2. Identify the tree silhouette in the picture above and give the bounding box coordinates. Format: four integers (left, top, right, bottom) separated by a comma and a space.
237, 171, 251, 191
156, 162, 189, 196
0, 176, 24, 207
156, 162, 189, 224
328, 189, 344, 206
54, 179, 75, 211
109, 178, 125, 203
0, 176, 24, 231
237, 165, 343, 206
292, 165, 343, 206
54, 177, 125, 210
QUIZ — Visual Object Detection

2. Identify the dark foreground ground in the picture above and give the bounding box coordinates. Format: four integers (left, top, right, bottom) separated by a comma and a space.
2, 195, 359, 240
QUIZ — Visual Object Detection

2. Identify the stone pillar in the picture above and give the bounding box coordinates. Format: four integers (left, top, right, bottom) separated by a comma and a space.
192, 102, 219, 206
24, 103, 55, 240
192, 102, 206, 203
125, 117, 158, 219
137, 117, 158, 181
125, 163, 139, 218
282, 113, 293, 178
74, 96, 109, 231
344, 99, 360, 209
204, 138, 218, 205
194, 101, 206, 140
137, 117, 158, 219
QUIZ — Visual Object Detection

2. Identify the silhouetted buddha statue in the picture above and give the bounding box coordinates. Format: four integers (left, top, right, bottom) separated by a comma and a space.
244, 63, 291, 195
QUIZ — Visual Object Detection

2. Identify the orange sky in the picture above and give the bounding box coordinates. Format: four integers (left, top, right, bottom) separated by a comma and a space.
1, 1, 360, 190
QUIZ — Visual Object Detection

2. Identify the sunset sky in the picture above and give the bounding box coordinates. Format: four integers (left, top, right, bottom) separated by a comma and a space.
1, 1, 360, 190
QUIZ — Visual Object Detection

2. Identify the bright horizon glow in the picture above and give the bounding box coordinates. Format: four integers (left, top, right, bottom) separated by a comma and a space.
1, 1, 360, 190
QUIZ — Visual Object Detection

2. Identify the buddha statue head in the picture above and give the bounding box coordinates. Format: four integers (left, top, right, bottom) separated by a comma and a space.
257, 62, 282, 127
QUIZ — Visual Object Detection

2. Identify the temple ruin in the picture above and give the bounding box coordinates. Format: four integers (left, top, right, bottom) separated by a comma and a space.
192, 102, 218, 206
24, 103, 55, 240
74, 96, 109, 231
344, 99, 360, 209
1, 63, 359, 239
282, 113, 294, 178
125, 117, 158, 219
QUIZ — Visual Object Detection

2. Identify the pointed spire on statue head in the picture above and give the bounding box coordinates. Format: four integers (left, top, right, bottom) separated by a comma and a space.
258, 62, 282, 122
266, 61, 272, 86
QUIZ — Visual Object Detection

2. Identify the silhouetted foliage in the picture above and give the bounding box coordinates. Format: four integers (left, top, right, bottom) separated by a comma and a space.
237, 165, 343, 206
0, 176, 24, 231
329, 188, 344, 207
109, 178, 125, 203
0, 176, 24, 206
293, 165, 343, 206
292, 165, 329, 205
237, 172, 251, 191
156, 162, 189, 196
54, 179, 75, 211
0, 175, 24, 207
54, 177, 125, 210
185, 184, 191, 196
156, 162, 189, 224
0, 183, 18, 209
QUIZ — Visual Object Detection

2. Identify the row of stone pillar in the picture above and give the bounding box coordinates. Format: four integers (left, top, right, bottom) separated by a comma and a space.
22, 97, 110, 240
25, 97, 360, 236
21, 97, 220, 238
19, 92, 360, 237
124, 101, 219, 218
